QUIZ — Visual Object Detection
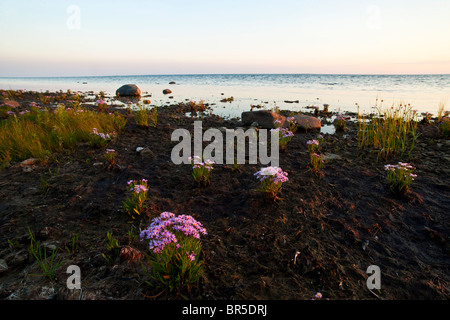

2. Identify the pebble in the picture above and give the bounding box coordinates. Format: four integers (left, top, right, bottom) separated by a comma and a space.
362, 240, 369, 251
43, 243, 57, 251
0, 259, 8, 273
323, 153, 342, 161
20, 158, 39, 166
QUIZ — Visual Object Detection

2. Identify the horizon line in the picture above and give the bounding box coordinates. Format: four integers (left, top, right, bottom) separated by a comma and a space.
1, 72, 450, 79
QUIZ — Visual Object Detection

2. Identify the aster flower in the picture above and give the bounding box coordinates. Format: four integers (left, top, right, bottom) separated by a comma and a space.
89, 128, 112, 147
140, 212, 207, 292
307, 139, 321, 154
186, 251, 197, 261
307, 139, 319, 145
273, 119, 283, 128
286, 117, 298, 133
189, 156, 214, 186
334, 114, 347, 132
140, 212, 207, 254
254, 167, 289, 201
271, 127, 294, 151
123, 179, 149, 218
385, 162, 416, 194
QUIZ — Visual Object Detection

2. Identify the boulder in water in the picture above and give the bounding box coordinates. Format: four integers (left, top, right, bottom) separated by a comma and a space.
116, 84, 141, 97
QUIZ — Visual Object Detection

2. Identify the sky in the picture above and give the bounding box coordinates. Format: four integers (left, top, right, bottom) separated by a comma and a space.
1, 0, 450, 77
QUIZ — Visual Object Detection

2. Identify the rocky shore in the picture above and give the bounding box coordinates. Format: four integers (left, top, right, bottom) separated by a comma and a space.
0, 89, 449, 300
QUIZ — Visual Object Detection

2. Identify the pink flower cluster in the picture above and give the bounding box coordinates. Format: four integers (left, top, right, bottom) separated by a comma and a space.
307, 139, 319, 146
270, 127, 295, 138
90, 128, 111, 140
384, 162, 417, 179
140, 212, 208, 254
127, 179, 148, 193
2, 102, 16, 108
186, 251, 197, 262
189, 156, 215, 171
132, 184, 148, 193
287, 117, 296, 124
254, 166, 289, 184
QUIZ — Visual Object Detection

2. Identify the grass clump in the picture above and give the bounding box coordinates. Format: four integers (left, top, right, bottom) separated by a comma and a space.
122, 179, 149, 219
27, 227, 63, 280
0, 106, 126, 166
357, 102, 419, 160
440, 117, 450, 138
134, 104, 158, 128
102, 231, 121, 263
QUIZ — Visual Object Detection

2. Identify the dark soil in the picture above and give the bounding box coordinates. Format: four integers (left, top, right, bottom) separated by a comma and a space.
0, 90, 449, 300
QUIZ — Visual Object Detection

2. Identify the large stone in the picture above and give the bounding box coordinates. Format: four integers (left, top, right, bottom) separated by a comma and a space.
290, 114, 321, 131
163, 89, 172, 95
2, 100, 20, 108
116, 84, 141, 97
241, 110, 321, 131
241, 110, 287, 129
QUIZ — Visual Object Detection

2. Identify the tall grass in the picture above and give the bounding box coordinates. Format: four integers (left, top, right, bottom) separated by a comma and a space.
0, 106, 126, 166
437, 101, 446, 122
357, 102, 419, 160
134, 104, 157, 127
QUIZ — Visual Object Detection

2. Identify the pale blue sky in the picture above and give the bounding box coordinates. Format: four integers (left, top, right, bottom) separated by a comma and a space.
1, 0, 449, 76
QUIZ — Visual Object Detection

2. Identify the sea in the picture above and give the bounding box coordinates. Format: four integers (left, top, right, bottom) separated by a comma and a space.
1, 74, 449, 119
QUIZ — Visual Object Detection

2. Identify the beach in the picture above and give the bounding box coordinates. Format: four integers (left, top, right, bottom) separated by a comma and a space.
0, 88, 449, 300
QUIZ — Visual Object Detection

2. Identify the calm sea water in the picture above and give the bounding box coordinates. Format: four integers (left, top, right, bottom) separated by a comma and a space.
1, 74, 449, 118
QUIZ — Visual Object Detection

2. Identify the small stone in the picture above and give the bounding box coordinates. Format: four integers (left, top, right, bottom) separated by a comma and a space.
20, 158, 39, 167
323, 153, 342, 161
139, 147, 153, 157
136, 147, 144, 152
120, 246, 143, 264
42, 242, 57, 251
0, 259, 8, 273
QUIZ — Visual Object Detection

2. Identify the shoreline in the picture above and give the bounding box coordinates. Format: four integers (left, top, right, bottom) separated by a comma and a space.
0, 86, 444, 122
1, 73, 448, 115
